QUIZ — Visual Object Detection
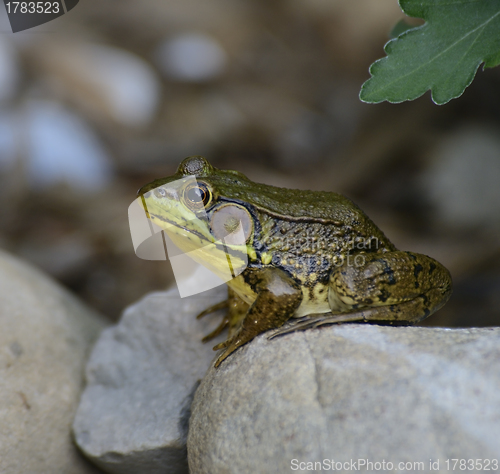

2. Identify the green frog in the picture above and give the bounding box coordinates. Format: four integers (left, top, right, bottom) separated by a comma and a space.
138, 156, 452, 367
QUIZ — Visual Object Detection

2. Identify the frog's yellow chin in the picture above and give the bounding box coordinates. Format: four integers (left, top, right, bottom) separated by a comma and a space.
164, 226, 212, 253
165, 228, 247, 279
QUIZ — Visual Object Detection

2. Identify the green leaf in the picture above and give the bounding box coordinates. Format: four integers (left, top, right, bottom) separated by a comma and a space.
360, 0, 500, 105
389, 19, 415, 39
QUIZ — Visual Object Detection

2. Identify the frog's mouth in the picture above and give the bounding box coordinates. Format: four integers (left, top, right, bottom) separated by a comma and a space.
147, 210, 210, 248
128, 176, 248, 297
149, 210, 247, 266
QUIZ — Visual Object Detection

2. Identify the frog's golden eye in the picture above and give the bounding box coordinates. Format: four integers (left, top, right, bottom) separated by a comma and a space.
183, 182, 212, 209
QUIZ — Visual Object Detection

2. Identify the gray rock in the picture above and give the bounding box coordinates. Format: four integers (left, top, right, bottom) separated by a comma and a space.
0, 250, 107, 474
73, 286, 227, 474
188, 324, 500, 473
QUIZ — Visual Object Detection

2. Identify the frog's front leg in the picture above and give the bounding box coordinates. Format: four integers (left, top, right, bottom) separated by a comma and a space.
212, 267, 302, 367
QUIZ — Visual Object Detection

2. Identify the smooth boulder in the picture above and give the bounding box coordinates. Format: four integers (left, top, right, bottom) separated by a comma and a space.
188, 323, 500, 473
0, 250, 107, 474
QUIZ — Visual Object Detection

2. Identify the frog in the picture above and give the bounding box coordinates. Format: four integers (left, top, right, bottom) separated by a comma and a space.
138, 155, 452, 367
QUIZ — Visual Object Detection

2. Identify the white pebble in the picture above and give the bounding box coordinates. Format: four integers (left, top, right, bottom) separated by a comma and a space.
156, 33, 227, 82
25, 101, 112, 191
80, 44, 161, 127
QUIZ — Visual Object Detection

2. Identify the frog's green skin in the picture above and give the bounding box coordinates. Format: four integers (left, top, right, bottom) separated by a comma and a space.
139, 156, 452, 367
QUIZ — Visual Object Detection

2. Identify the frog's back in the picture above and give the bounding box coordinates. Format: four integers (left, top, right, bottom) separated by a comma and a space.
210, 173, 375, 230
161, 155, 392, 242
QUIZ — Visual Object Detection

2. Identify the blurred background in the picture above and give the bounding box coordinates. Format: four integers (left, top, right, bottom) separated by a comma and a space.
0, 0, 499, 327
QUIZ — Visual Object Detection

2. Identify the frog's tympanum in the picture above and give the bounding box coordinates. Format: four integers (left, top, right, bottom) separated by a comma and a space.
137, 156, 452, 367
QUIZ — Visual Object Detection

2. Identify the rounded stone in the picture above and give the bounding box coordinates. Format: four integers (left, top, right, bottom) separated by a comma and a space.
0, 250, 107, 474
188, 323, 500, 473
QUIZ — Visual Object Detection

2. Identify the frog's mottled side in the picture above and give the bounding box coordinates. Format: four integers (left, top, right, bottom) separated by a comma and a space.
138, 156, 452, 367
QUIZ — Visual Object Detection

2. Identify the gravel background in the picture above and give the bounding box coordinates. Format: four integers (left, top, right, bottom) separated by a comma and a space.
0, 0, 499, 327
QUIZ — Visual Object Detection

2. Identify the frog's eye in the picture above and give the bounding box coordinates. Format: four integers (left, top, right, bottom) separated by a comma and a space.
183, 182, 212, 209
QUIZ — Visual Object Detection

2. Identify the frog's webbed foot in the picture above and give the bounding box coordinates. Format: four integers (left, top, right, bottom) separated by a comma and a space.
268, 312, 368, 339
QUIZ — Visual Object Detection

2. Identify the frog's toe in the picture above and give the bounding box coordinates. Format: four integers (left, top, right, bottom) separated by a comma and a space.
212, 337, 232, 351
213, 340, 240, 367
269, 312, 370, 339
196, 300, 228, 319
268, 316, 325, 338
213, 348, 232, 367
213, 334, 249, 367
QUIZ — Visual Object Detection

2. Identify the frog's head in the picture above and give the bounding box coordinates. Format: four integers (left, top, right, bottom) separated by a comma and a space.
138, 155, 250, 198
136, 156, 254, 277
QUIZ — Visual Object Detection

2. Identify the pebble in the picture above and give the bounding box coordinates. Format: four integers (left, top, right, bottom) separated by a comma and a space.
28, 41, 161, 127
24, 100, 113, 191
75, 44, 161, 127
155, 32, 227, 82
